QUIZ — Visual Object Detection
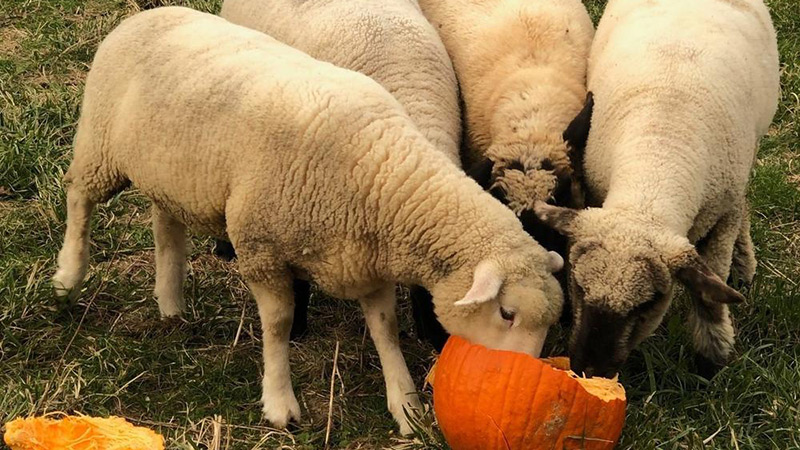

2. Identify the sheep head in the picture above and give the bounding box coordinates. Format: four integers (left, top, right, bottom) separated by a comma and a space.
534, 203, 744, 378
431, 252, 564, 358
468, 93, 594, 253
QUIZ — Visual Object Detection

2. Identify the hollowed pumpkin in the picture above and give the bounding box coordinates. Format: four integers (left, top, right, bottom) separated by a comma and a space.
432, 336, 626, 450
3, 415, 164, 450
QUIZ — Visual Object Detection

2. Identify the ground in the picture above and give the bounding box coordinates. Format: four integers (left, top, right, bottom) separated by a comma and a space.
0, 0, 798, 448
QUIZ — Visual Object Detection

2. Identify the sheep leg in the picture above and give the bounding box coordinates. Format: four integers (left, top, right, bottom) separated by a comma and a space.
290, 278, 310, 340
152, 206, 187, 318
53, 187, 96, 299
729, 207, 756, 289
360, 285, 421, 435
687, 212, 741, 377
248, 278, 300, 428
215, 230, 309, 338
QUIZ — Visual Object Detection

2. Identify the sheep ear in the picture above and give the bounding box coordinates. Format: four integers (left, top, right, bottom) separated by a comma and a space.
454, 260, 503, 306
547, 251, 564, 273
675, 252, 745, 304
563, 91, 594, 154
564, 92, 594, 208
533, 201, 579, 237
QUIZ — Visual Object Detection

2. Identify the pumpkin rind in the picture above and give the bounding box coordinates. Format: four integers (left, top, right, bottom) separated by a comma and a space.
433, 336, 626, 450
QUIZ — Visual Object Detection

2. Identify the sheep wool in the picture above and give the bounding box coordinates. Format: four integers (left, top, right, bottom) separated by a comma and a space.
52, 7, 564, 435
535, 0, 780, 378
418, 0, 594, 212
221, 0, 461, 165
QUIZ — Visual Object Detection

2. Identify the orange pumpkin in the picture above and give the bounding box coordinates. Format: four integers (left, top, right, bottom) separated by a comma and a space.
3, 415, 164, 450
432, 336, 626, 450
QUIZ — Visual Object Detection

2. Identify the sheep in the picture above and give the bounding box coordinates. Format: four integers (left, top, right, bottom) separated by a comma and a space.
220, 0, 461, 165
52, 7, 565, 434
417, 0, 595, 220
534, 0, 780, 378
414, 0, 594, 350
218, 0, 463, 345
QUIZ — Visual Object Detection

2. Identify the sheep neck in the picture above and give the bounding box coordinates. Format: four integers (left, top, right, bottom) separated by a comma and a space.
360, 130, 522, 287
601, 134, 710, 236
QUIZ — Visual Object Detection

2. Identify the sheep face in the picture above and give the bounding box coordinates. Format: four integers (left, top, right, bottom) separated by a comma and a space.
484, 141, 574, 212
432, 257, 564, 357
467, 93, 594, 253
566, 234, 674, 378
468, 154, 572, 254
534, 204, 745, 378
474, 87, 594, 213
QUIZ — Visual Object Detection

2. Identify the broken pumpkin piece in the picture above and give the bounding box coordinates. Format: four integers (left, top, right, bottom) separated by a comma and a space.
3, 415, 164, 450
432, 336, 627, 450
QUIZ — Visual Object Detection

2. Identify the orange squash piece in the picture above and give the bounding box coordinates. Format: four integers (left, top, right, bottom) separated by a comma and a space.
3, 415, 164, 450
432, 336, 627, 450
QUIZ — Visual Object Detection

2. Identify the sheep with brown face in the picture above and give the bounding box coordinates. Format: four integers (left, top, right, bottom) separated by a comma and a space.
535, 0, 780, 378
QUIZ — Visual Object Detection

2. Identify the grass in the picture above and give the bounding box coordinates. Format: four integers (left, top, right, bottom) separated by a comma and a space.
0, 0, 798, 448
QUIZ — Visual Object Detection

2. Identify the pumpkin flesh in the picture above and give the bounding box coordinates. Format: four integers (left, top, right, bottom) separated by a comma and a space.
3, 415, 164, 450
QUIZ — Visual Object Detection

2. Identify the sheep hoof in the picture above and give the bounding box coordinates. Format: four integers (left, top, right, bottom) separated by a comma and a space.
389, 395, 422, 436
262, 391, 301, 428
392, 405, 418, 436
398, 419, 414, 437
52, 274, 81, 307
157, 304, 185, 320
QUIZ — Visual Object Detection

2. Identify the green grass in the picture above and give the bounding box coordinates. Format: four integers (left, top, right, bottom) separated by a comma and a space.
0, 0, 798, 448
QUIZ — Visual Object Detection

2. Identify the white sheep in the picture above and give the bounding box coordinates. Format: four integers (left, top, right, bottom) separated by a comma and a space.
535, 0, 780, 378
220, 0, 461, 164
52, 7, 564, 434
219, 0, 463, 346
418, 0, 595, 217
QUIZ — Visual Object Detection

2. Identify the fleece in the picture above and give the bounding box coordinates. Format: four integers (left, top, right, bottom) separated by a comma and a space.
535, 0, 780, 378
221, 0, 461, 164
419, 0, 594, 212
52, 7, 564, 435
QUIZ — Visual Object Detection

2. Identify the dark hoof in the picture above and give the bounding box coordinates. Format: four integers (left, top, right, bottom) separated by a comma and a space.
694, 354, 724, 379
213, 239, 236, 261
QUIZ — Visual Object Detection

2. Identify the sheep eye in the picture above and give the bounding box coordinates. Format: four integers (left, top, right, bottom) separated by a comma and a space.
500, 306, 516, 322
506, 160, 525, 173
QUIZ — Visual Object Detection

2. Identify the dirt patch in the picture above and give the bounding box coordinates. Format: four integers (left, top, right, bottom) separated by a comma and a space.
0, 26, 28, 57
